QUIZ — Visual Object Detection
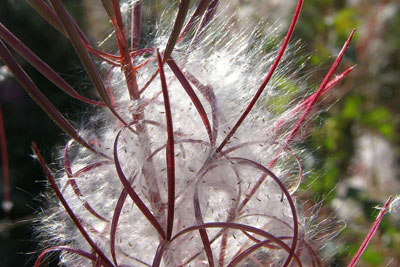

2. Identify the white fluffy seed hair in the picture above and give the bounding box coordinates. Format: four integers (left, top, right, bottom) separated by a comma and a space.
38, 1, 330, 266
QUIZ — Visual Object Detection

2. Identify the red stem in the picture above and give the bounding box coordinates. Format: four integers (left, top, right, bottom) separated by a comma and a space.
348, 197, 392, 267
0, 107, 11, 215
216, 0, 304, 153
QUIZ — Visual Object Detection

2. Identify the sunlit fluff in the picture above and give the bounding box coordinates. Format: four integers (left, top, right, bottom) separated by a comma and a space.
0, 0, 356, 266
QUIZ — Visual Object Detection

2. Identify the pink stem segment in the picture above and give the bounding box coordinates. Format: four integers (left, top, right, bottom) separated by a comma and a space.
348, 197, 392, 267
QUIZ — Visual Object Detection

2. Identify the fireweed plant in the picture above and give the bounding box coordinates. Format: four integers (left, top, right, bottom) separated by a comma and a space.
0, 0, 397, 266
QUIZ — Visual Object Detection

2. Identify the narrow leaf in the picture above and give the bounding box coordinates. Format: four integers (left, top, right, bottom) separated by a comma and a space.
157, 51, 175, 240
110, 186, 129, 266
26, 0, 66, 37
0, 23, 105, 106
179, 0, 212, 40
0, 40, 106, 157
163, 0, 190, 62
167, 59, 213, 144
27, 0, 90, 44
49, 0, 135, 127
49, 0, 112, 108
100, 0, 115, 20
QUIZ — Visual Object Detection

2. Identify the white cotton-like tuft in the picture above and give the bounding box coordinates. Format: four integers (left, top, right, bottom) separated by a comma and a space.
35, 2, 344, 266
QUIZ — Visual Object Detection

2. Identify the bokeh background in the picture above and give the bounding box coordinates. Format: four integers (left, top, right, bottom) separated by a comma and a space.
0, 0, 399, 266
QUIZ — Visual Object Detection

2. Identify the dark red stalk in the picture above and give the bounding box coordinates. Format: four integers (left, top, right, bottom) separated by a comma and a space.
157, 51, 176, 240
0, 107, 11, 214
139, 69, 159, 95
32, 143, 114, 267
106, 0, 140, 100
85, 45, 121, 61
110, 0, 125, 31
216, 0, 304, 153
68, 162, 110, 178
167, 58, 213, 145
129, 48, 155, 58
113, 127, 166, 239
348, 197, 392, 267
104, 2, 165, 228
218, 229, 229, 267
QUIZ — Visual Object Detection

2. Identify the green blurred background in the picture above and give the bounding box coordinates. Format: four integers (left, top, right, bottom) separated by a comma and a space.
0, 0, 399, 266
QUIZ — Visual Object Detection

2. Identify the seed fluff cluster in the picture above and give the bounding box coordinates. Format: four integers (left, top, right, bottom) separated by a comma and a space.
0, 0, 356, 266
